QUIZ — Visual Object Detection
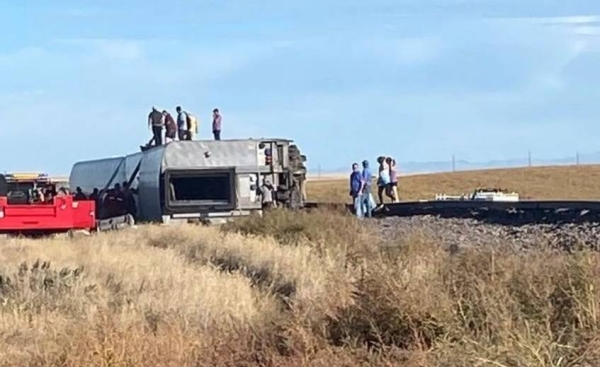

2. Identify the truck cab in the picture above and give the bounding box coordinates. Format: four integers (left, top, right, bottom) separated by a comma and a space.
4, 172, 53, 205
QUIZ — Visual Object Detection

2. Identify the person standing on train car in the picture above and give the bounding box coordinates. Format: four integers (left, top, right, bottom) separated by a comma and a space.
163, 110, 177, 143
212, 108, 222, 140
148, 107, 164, 146
176, 106, 188, 141
185, 111, 198, 140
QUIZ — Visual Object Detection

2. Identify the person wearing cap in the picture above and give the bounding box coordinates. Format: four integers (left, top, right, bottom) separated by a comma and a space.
148, 107, 165, 146
212, 108, 222, 140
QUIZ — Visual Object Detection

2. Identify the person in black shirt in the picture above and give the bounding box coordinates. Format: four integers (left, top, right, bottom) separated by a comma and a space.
121, 181, 137, 219
89, 188, 99, 202
44, 184, 57, 204
73, 187, 87, 201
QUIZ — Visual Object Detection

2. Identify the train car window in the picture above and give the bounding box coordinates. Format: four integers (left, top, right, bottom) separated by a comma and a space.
164, 169, 236, 211
0, 175, 7, 197
170, 175, 230, 203
6, 182, 33, 205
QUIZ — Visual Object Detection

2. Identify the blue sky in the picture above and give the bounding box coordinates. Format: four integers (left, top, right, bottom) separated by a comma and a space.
1, 0, 600, 174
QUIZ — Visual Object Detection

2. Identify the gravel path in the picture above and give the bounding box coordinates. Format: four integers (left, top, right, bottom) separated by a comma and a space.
375, 216, 600, 252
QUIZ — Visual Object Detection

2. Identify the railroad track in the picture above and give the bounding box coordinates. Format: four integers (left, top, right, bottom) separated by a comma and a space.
304, 200, 600, 226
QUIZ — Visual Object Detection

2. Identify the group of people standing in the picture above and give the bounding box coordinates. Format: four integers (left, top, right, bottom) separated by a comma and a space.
29, 184, 70, 204
147, 106, 223, 147
375, 156, 399, 205
349, 156, 399, 218
74, 183, 138, 220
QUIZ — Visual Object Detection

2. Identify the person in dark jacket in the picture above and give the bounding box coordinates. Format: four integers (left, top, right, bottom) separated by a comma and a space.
212, 108, 222, 140
89, 188, 101, 217
89, 188, 99, 202
73, 187, 87, 201
349, 163, 364, 218
121, 181, 137, 219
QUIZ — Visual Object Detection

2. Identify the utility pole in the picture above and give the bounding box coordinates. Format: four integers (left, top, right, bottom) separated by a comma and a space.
528, 151, 531, 167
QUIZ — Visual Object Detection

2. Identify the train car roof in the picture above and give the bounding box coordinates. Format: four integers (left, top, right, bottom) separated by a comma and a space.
72, 138, 294, 165
70, 138, 295, 178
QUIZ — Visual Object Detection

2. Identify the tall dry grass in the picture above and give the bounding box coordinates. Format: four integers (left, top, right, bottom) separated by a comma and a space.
1, 208, 600, 366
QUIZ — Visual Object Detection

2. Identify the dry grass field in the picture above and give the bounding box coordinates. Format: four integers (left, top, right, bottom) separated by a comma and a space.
2, 165, 600, 366
307, 164, 600, 203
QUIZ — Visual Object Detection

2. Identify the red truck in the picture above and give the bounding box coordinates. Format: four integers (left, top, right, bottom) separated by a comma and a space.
0, 173, 96, 236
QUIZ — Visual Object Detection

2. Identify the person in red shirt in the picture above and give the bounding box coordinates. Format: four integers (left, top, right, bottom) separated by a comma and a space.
163, 110, 177, 143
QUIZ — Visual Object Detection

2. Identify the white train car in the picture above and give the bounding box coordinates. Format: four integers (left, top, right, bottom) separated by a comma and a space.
69, 139, 306, 224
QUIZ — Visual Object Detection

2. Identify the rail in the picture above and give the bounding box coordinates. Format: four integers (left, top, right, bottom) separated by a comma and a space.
304, 200, 600, 226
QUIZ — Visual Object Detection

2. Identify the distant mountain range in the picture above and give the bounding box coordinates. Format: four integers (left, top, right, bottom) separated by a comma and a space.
308, 151, 600, 176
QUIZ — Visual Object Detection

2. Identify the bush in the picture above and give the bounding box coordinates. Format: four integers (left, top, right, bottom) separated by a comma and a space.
1, 211, 600, 366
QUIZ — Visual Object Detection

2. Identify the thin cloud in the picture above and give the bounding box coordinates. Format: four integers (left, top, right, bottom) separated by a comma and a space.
364, 36, 442, 65
537, 15, 600, 25
488, 15, 600, 25
0, 47, 45, 66
495, 14, 600, 38
537, 15, 600, 39
59, 8, 104, 18
571, 26, 600, 36
55, 38, 145, 61
486, 13, 600, 91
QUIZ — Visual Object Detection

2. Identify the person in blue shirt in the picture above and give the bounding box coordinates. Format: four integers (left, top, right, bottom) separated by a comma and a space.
349, 163, 364, 218
176, 106, 188, 141
361, 159, 374, 218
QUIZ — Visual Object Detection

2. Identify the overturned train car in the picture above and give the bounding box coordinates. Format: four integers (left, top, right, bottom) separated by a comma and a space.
69, 139, 307, 223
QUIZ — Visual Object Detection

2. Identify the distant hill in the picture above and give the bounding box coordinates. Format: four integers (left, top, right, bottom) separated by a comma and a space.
308, 151, 600, 176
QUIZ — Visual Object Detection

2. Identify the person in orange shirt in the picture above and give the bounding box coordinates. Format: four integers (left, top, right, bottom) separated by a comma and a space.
186, 112, 198, 140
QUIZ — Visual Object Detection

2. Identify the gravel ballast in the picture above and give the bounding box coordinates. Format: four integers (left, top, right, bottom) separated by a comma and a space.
375, 216, 600, 252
